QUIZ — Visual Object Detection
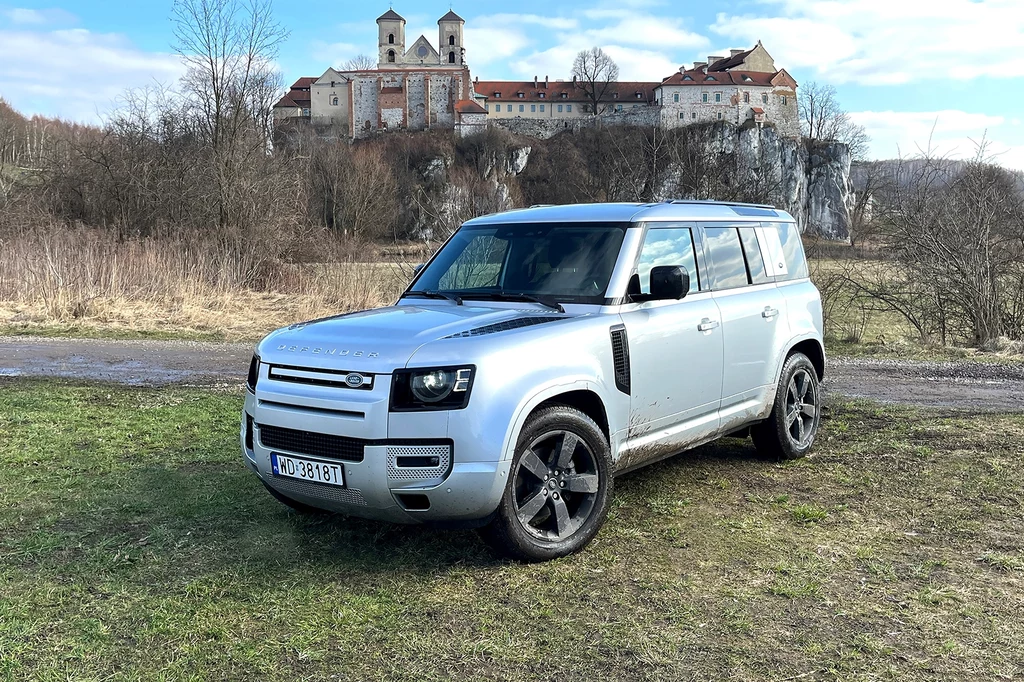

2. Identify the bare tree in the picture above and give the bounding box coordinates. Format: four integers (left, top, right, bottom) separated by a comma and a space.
571, 47, 619, 116
859, 143, 1024, 345
799, 82, 869, 160
344, 54, 376, 71
172, 0, 287, 229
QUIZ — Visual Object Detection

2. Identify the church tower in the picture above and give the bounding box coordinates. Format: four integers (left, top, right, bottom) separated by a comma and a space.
377, 9, 406, 68
437, 10, 465, 66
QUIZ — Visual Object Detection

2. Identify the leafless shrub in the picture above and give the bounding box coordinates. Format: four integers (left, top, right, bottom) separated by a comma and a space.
857, 144, 1024, 345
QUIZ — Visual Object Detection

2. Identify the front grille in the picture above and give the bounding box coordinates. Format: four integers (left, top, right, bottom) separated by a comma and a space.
267, 364, 373, 390
387, 444, 451, 481
267, 477, 367, 506
259, 424, 366, 462
443, 316, 563, 339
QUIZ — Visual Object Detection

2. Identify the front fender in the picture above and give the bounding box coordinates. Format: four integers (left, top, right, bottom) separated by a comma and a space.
499, 378, 617, 462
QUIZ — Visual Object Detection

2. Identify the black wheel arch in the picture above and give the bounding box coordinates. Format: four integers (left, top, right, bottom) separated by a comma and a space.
787, 339, 825, 380
533, 390, 610, 443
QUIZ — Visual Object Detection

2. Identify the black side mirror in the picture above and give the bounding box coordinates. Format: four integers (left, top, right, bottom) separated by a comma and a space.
650, 265, 689, 300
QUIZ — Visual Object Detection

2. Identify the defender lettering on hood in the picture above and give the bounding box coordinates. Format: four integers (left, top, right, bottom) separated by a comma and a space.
276, 345, 380, 358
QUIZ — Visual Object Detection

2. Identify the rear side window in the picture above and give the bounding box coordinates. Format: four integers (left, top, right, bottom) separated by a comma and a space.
767, 222, 809, 281
703, 227, 748, 290
738, 228, 771, 284
635, 227, 700, 295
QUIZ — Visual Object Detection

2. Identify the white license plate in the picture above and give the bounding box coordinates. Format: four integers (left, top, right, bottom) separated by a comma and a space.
271, 453, 345, 487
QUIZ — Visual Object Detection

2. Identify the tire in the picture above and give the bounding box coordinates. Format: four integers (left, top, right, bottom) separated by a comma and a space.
262, 480, 328, 515
752, 353, 822, 460
480, 405, 613, 562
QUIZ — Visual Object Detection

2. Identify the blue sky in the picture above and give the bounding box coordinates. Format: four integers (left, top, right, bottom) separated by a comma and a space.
2, 0, 1022, 168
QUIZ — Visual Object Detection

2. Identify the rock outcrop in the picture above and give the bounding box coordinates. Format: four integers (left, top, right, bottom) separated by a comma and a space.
653, 123, 853, 239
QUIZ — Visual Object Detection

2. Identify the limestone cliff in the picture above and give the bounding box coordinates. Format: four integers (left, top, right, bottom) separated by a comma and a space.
392, 122, 855, 242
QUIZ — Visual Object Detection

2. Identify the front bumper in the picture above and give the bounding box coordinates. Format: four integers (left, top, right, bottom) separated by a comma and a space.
240, 386, 510, 524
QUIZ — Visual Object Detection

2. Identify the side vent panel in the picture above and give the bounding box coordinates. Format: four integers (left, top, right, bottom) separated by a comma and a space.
609, 325, 630, 395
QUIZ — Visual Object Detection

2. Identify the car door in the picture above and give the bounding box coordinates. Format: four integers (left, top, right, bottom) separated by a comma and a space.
618, 224, 724, 467
701, 224, 787, 429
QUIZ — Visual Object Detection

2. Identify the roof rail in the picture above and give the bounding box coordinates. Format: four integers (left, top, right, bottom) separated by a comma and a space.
662, 199, 777, 210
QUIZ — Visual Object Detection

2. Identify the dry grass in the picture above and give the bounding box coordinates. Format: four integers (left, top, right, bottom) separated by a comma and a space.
0, 227, 412, 340
2, 381, 1023, 680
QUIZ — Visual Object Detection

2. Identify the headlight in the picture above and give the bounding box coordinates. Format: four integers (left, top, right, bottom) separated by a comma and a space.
391, 366, 474, 411
246, 354, 260, 392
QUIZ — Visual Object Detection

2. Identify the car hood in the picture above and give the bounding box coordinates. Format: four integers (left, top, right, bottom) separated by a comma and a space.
257, 303, 569, 373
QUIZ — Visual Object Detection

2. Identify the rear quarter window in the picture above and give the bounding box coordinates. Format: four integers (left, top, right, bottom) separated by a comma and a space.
764, 222, 809, 281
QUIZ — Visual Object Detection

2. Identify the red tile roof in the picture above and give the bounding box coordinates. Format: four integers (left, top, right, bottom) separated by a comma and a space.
380, 86, 403, 94
660, 70, 777, 87
476, 80, 659, 103
751, 107, 765, 114
290, 77, 316, 89
274, 94, 299, 108
455, 99, 486, 114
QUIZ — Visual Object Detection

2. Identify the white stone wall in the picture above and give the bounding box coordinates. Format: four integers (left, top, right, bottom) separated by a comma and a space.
656, 83, 799, 137
456, 113, 487, 137
428, 76, 454, 126
406, 74, 427, 130
764, 86, 799, 138
381, 108, 404, 129
351, 78, 380, 136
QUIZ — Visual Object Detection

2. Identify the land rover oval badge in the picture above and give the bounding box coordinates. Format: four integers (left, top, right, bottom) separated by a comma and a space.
345, 373, 365, 388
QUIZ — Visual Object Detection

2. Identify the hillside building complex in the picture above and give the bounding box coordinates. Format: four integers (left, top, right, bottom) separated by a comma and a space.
274, 9, 799, 139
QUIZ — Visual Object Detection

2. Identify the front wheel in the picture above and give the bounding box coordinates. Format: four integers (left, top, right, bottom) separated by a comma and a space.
480, 405, 613, 562
752, 353, 822, 460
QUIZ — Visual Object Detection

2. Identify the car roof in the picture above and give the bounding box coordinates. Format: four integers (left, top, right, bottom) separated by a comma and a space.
462, 201, 796, 227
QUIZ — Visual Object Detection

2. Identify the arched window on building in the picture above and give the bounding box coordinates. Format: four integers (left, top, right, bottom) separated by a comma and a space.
448, 35, 455, 45
387, 50, 396, 63
332, 96, 339, 106
448, 51, 456, 63
388, 33, 395, 44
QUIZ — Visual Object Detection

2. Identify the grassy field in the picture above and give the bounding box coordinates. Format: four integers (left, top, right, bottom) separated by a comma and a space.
1, 379, 1022, 680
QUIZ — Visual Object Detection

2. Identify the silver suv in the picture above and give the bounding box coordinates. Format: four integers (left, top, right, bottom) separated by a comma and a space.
241, 201, 824, 561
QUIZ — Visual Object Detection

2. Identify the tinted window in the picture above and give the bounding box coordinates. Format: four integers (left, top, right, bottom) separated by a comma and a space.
738, 228, 771, 284
412, 223, 626, 304
635, 228, 699, 295
437, 234, 507, 290
775, 222, 809, 280
704, 227, 749, 290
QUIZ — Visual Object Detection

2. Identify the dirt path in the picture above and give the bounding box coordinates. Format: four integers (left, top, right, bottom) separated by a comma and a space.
2, 336, 1023, 411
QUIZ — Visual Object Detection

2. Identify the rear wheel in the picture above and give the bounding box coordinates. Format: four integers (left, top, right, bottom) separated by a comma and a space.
752, 353, 821, 460
480, 406, 613, 562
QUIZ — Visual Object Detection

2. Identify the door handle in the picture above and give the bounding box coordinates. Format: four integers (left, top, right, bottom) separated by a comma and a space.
762, 306, 779, 319
698, 318, 720, 332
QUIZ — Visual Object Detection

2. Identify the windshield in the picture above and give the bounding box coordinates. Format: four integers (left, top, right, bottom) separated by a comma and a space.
407, 223, 627, 304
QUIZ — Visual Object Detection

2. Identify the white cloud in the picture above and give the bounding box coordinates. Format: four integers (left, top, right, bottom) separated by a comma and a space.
485, 9, 706, 81
310, 40, 362, 69
0, 26, 184, 122
1, 7, 75, 25
465, 26, 531, 68
711, 0, 1024, 85
849, 110, 1024, 169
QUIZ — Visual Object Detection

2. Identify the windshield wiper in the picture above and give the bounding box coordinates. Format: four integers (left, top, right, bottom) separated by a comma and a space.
460, 291, 565, 313
402, 290, 463, 305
